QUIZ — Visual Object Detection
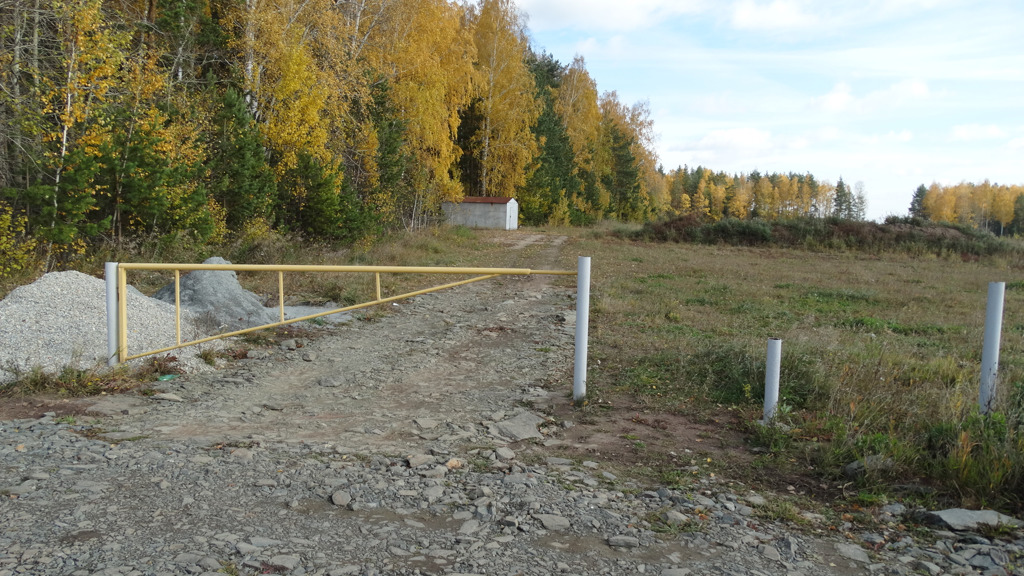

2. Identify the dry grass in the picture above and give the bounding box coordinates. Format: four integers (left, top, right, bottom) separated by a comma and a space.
563, 229, 1024, 511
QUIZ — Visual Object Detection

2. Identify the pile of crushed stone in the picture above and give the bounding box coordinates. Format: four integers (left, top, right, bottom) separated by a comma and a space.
0, 271, 216, 384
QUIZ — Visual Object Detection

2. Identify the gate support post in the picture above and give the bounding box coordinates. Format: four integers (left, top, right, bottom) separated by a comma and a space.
573, 256, 591, 404
105, 262, 119, 366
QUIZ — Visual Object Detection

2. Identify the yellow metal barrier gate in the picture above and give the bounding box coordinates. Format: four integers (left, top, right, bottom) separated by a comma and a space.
105, 262, 577, 364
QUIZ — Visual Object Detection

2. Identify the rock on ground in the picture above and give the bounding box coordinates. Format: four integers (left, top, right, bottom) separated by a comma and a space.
152, 256, 277, 332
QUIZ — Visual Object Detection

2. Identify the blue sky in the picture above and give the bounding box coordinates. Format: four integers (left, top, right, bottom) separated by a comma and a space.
516, 0, 1024, 220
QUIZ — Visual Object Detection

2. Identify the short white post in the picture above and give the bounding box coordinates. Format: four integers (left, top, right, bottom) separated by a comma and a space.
105, 262, 119, 367
573, 256, 591, 404
979, 281, 1006, 415
763, 338, 782, 424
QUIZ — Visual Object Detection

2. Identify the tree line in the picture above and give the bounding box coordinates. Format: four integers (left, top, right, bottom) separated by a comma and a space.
665, 167, 866, 221
0, 0, 869, 273
909, 181, 1024, 236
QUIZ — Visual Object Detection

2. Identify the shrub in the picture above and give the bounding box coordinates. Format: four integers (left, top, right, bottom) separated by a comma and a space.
632, 215, 1024, 262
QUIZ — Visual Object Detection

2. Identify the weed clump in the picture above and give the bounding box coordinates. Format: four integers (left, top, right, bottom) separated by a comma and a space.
618, 343, 824, 411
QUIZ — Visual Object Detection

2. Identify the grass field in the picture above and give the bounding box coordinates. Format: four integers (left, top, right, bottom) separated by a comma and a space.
560, 223, 1024, 513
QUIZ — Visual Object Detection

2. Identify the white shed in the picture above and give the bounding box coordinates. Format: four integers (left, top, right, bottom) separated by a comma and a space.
441, 197, 518, 230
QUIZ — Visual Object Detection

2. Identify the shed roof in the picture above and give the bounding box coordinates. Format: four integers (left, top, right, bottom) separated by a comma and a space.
458, 196, 514, 204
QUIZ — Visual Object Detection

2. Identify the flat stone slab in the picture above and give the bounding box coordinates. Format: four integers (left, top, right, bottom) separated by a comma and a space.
835, 543, 870, 563
407, 454, 433, 468
533, 514, 570, 531
331, 491, 352, 506
921, 508, 1022, 531
608, 535, 640, 548
490, 411, 545, 441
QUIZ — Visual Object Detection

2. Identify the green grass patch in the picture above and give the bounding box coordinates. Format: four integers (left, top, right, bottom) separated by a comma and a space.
794, 288, 879, 316
841, 316, 961, 337
616, 343, 823, 410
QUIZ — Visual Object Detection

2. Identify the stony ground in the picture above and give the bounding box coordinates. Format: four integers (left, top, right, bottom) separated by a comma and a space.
2, 233, 1022, 576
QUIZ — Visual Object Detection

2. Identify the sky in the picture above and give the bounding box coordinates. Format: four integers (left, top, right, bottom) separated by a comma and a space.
515, 0, 1024, 221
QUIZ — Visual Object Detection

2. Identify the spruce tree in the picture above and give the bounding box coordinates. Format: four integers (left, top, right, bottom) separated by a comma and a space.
207, 88, 277, 232
909, 184, 927, 218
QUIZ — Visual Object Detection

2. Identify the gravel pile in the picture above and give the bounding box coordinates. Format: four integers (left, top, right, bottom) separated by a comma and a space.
0, 271, 214, 384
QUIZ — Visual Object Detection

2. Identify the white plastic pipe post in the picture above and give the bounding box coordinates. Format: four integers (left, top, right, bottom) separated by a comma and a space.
573, 256, 591, 404
979, 281, 1006, 415
763, 338, 782, 425
105, 262, 119, 367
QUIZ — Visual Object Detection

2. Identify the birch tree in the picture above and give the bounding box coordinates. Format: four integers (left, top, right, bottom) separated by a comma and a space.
464, 0, 539, 197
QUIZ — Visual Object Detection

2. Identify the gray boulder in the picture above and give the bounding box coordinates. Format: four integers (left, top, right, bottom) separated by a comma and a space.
153, 257, 276, 332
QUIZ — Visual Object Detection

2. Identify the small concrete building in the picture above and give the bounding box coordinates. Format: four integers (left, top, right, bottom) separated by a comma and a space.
442, 197, 518, 230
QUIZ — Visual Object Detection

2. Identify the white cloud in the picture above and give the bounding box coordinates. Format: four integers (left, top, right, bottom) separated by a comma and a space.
517, 0, 706, 32
889, 79, 930, 99
731, 0, 819, 31
862, 79, 930, 108
571, 35, 632, 62
576, 37, 601, 55
1008, 137, 1024, 150
814, 79, 930, 113
698, 127, 773, 151
817, 82, 854, 113
951, 124, 1006, 141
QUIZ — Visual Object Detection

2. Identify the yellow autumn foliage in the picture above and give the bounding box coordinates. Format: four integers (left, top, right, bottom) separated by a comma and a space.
0, 204, 37, 280
468, 0, 541, 197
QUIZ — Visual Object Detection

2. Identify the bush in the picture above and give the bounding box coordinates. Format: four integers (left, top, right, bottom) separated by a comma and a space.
633, 215, 1024, 262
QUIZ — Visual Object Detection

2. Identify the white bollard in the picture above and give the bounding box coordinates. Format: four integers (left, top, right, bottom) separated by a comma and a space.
573, 256, 591, 404
105, 262, 119, 367
763, 338, 782, 424
979, 282, 1006, 415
